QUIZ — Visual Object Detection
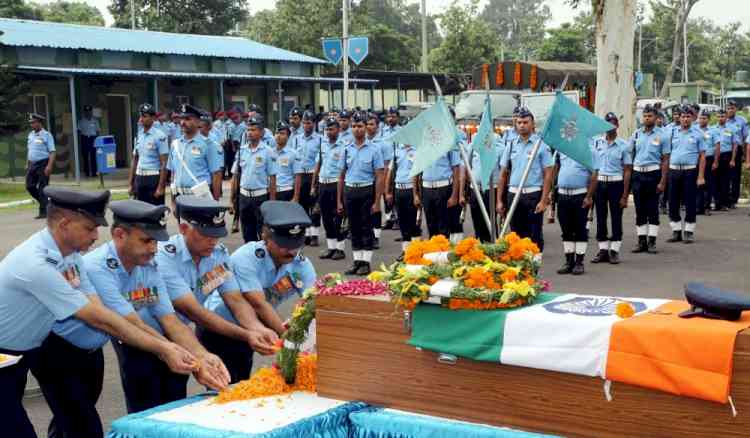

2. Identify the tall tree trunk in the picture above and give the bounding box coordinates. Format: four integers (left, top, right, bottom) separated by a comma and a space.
659, 0, 699, 97
594, 0, 637, 135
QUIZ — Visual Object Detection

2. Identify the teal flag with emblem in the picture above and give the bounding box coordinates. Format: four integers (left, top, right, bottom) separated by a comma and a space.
541, 91, 615, 170
388, 98, 458, 178
469, 95, 497, 187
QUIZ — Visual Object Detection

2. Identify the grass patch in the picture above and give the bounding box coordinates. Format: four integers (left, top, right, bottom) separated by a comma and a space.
0, 190, 130, 214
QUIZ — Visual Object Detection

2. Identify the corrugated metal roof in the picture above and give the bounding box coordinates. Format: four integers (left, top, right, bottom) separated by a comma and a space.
15, 65, 379, 84
0, 18, 326, 64
726, 90, 750, 99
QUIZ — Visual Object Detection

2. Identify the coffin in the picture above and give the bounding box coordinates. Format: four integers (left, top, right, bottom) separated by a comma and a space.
316, 294, 750, 438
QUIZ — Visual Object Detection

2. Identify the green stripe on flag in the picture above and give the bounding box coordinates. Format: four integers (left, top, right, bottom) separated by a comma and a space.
408, 293, 559, 362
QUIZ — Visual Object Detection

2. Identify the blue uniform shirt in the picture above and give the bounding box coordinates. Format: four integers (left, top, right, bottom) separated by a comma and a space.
208, 127, 226, 146
85, 242, 174, 335
27, 129, 55, 162
592, 137, 632, 176
698, 126, 718, 157
167, 134, 223, 189
726, 115, 748, 143
77, 117, 100, 137
500, 134, 554, 188
0, 229, 90, 351
394, 144, 417, 185
340, 141, 384, 185
206, 241, 316, 322
234, 142, 276, 190
557, 147, 598, 189
317, 138, 345, 181
339, 128, 354, 146
422, 150, 461, 182
669, 127, 706, 166
155, 235, 240, 325
272, 144, 303, 188
134, 127, 169, 171
630, 127, 670, 167
293, 132, 322, 172
228, 121, 246, 143
715, 123, 739, 154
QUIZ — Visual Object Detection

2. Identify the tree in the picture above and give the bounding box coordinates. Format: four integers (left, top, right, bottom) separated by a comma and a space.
480, 0, 551, 61
537, 23, 589, 63
0, 0, 41, 19
658, 0, 701, 97
428, 0, 499, 73
39, 1, 105, 26
109, 0, 248, 35
0, 66, 30, 134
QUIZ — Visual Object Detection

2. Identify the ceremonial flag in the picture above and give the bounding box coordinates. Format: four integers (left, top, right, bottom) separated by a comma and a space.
389, 98, 458, 178
469, 95, 497, 187
541, 91, 615, 170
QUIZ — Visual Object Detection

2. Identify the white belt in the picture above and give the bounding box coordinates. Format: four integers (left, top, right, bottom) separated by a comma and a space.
669, 164, 697, 170
509, 186, 541, 194
302, 170, 315, 175
634, 164, 660, 172
422, 179, 451, 189
277, 185, 293, 192
558, 187, 588, 196
136, 169, 161, 176
396, 182, 413, 190
598, 175, 623, 182
345, 182, 373, 188
240, 188, 268, 197
319, 177, 338, 184
173, 187, 193, 195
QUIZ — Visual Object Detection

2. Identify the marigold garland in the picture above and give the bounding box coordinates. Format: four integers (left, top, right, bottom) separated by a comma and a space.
616, 301, 636, 318
495, 63, 504, 87
404, 235, 451, 265
530, 64, 538, 90
481, 63, 490, 89
215, 354, 318, 404
513, 62, 522, 87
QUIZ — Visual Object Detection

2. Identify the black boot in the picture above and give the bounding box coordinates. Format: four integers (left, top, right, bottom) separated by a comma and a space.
591, 249, 609, 263
572, 254, 585, 275
631, 236, 647, 253
305, 236, 311, 245
557, 253, 574, 274
608, 250, 620, 264
331, 249, 346, 260
345, 261, 361, 275
647, 236, 658, 254
683, 231, 694, 243
667, 231, 682, 243
309, 236, 320, 247
319, 249, 335, 259
355, 262, 371, 276
373, 237, 380, 249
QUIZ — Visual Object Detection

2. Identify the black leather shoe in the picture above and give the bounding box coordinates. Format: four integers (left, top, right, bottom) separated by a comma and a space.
319, 249, 335, 259
394, 236, 403, 242
345, 262, 361, 275
647, 236, 658, 254
373, 238, 380, 249
572, 254, 585, 275
667, 231, 683, 243
631, 237, 647, 253
331, 249, 346, 260
355, 262, 371, 276
591, 249, 609, 263
557, 253, 574, 274
304, 236, 311, 245
608, 250, 620, 264
309, 236, 319, 247
683, 231, 694, 243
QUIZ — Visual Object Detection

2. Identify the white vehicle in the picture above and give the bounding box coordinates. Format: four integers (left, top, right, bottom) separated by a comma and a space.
397, 101, 433, 119
520, 90, 580, 128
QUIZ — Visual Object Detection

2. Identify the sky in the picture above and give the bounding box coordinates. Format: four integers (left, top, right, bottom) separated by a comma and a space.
32, 0, 750, 32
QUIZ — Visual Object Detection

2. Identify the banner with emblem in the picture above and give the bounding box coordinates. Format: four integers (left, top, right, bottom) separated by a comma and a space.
469, 94, 498, 187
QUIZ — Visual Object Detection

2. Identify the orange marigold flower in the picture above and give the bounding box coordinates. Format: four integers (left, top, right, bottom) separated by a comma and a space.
500, 269, 517, 283
454, 237, 480, 257
615, 302, 636, 318
504, 232, 521, 245
428, 276, 439, 285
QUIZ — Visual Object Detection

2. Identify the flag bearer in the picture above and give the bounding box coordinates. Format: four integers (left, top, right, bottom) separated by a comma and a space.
129, 103, 169, 206
696, 110, 719, 215
271, 121, 303, 203
466, 149, 494, 243
293, 111, 323, 247
26, 113, 56, 219
386, 142, 420, 254
313, 117, 346, 260
367, 112, 389, 249
591, 113, 632, 264
418, 147, 461, 239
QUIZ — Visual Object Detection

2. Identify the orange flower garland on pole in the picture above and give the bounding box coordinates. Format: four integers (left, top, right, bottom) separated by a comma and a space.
495, 63, 504, 87
530, 64, 538, 90
481, 64, 490, 89
513, 62, 522, 87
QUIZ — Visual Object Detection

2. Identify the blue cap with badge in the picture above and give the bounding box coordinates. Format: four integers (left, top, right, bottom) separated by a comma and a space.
110, 199, 170, 241
178, 104, 203, 119
260, 201, 311, 249
176, 196, 228, 238
43, 186, 110, 226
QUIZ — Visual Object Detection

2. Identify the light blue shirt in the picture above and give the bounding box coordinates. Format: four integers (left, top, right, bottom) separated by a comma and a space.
592, 137, 631, 176
0, 229, 89, 351
669, 127, 706, 166
206, 241, 316, 321
502, 128, 519, 145
630, 127, 670, 167
208, 127, 226, 146
470, 140, 502, 191
293, 132, 322, 172
500, 135, 554, 188
27, 129, 55, 162
228, 121, 246, 143
167, 134, 223, 189
234, 142, 276, 190
715, 123, 739, 154
77, 117, 100, 137
134, 127, 169, 171
491, 133, 506, 183
558, 147, 598, 189
726, 115, 748, 143
85, 242, 174, 335
379, 124, 400, 143
339, 128, 354, 146
155, 235, 240, 325
697, 126, 718, 157
272, 144, 303, 188
165, 122, 181, 143
422, 150, 460, 182
394, 144, 417, 185
317, 138, 345, 181
340, 141, 384, 185
369, 135, 393, 164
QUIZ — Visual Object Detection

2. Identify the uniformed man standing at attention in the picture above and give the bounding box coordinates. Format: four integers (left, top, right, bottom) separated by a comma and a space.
337, 111, 385, 275
0, 187, 198, 437
288, 107, 304, 142
696, 110, 719, 215
129, 103, 169, 205
591, 113, 632, 265
496, 108, 554, 257
226, 109, 246, 179
232, 116, 277, 243
85, 200, 230, 413
417, 147, 461, 239
313, 117, 346, 260
386, 141, 420, 254
157, 196, 279, 384
271, 121, 303, 202
166, 104, 223, 202
293, 111, 323, 247
380, 107, 401, 230
366, 112, 389, 249
338, 110, 354, 145
246, 105, 276, 147
205, 201, 316, 374
666, 106, 706, 244
26, 113, 56, 219
77, 105, 100, 178
629, 105, 670, 254
713, 109, 740, 211
725, 100, 748, 209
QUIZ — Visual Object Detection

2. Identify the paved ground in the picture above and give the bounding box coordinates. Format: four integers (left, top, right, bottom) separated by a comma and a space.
4, 194, 748, 436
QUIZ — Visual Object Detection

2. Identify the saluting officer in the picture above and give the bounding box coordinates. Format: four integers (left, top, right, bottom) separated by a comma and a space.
591, 113, 632, 265
337, 111, 385, 276
630, 105, 670, 254
85, 200, 230, 413
78, 105, 100, 178
129, 103, 169, 205
366, 112, 389, 249
725, 100, 748, 209
156, 196, 278, 384
380, 107, 401, 230
417, 147, 461, 239
338, 110, 354, 145
293, 111, 323, 247
496, 108, 554, 255
206, 201, 316, 355
696, 110, 720, 215
226, 110, 246, 179
0, 187, 197, 437
271, 121, 303, 202
665, 106, 706, 244
26, 113, 56, 219
166, 104, 223, 202
313, 117, 346, 260
232, 116, 277, 243
713, 109, 740, 211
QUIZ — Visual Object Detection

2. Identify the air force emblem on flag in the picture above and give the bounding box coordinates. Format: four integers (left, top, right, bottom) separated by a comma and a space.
560, 117, 578, 142
543, 296, 647, 316
423, 124, 443, 148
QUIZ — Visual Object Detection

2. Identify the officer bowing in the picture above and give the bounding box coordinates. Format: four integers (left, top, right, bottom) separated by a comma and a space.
26, 113, 56, 219
272, 121, 303, 202
313, 117, 346, 260
86, 200, 230, 413
129, 103, 169, 205
292, 111, 323, 247
157, 196, 279, 384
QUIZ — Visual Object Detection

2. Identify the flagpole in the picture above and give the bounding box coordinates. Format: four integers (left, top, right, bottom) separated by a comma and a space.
484, 81, 496, 241
499, 137, 544, 237
458, 142, 494, 241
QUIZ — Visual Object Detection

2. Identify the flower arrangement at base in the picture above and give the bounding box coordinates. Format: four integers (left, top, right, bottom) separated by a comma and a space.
215, 273, 388, 403
373, 233, 547, 311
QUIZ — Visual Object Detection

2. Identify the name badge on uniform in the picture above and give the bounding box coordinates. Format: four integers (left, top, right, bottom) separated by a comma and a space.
724, 130, 732, 137
704, 133, 710, 140
332, 152, 340, 161
60, 265, 81, 289
197, 263, 232, 295
255, 155, 264, 167
191, 146, 201, 156
35, 138, 43, 144
279, 157, 290, 167
125, 286, 159, 310
651, 138, 660, 146
147, 141, 155, 150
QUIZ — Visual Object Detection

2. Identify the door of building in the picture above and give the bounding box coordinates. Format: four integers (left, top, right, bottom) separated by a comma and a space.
106, 95, 132, 168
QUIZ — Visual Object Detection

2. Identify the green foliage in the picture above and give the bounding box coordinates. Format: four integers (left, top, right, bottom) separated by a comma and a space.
480, 0, 551, 60
38, 1, 105, 26
428, 0, 499, 73
537, 23, 590, 63
0, 0, 42, 19
108, 0, 248, 35
0, 66, 30, 135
